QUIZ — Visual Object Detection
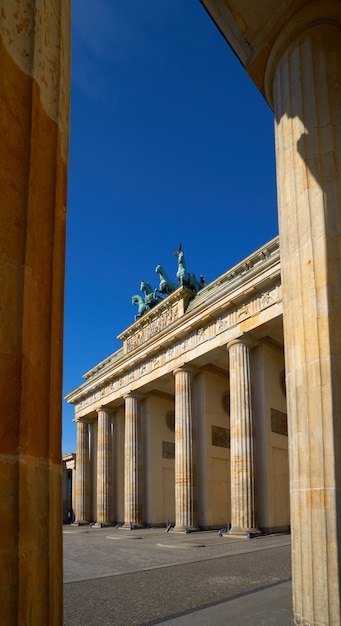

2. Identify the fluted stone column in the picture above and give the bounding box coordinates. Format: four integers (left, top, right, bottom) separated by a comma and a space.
265, 3, 341, 623
174, 367, 198, 532
0, 2, 70, 623
227, 339, 259, 536
124, 394, 143, 527
74, 421, 91, 524
95, 408, 113, 527
62, 460, 68, 523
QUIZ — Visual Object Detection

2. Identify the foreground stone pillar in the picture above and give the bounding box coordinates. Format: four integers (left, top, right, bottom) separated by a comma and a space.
95, 408, 112, 526
124, 394, 143, 527
227, 338, 259, 536
265, 3, 341, 623
174, 367, 198, 532
74, 421, 91, 524
0, 2, 70, 624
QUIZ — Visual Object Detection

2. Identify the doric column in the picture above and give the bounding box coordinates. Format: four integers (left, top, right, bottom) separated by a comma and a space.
62, 460, 68, 523
94, 408, 113, 527
265, 3, 341, 623
227, 338, 259, 536
174, 367, 198, 532
74, 421, 91, 524
124, 394, 143, 528
0, 3, 70, 622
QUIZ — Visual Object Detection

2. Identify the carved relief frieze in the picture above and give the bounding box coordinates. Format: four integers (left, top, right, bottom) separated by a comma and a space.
259, 282, 281, 310
109, 380, 120, 393
126, 331, 143, 352
78, 390, 99, 410
125, 300, 179, 353
196, 329, 203, 345
216, 315, 228, 332
216, 310, 235, 334
166, 346, 175, 360
140, 363, 147, 376
152, 356, 160, 369
238, 305, 250, 320
145, 318, 161, 340
261, 291, 273, 307
191, 330, 196, 345
214, 281, 281, 334
197, 327, 207, 343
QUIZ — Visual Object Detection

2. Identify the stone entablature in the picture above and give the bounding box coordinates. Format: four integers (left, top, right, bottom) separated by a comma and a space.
65, 237, 281, 417
118, 286, 195, 354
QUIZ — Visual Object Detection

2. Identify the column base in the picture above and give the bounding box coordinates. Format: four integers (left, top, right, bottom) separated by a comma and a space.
92, 521, 113, 528
172, 525, 200, 534
71, 520, 91, 526
121, 522, 145, 530
225, 526, 262, 538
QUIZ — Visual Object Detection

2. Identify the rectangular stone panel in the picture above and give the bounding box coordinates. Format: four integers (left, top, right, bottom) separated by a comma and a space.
271, 408, 288, 436
211, 425, 230, 448
162, 441, 175, 459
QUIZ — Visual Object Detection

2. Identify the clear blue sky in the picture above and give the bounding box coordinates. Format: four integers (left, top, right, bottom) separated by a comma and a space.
62, 0, 278, 453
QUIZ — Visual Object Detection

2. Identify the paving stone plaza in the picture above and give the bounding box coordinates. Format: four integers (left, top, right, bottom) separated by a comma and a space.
63, 526, 292, 625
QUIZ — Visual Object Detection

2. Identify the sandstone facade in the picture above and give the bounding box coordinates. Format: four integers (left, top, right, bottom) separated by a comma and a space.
66, 238, 289, 535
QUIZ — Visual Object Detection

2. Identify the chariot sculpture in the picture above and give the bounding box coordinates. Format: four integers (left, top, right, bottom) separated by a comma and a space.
131, 244, 204, 320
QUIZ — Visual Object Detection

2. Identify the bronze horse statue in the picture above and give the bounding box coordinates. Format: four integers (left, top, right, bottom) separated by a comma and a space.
155, 264, 178, 295
132, 281, 163, 320
174, 244, 202, 293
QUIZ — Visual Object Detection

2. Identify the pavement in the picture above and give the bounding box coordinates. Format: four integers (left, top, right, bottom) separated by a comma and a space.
63, 525, 293, 625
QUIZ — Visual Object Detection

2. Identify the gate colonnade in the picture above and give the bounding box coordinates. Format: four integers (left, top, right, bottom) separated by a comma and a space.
67, 240, 287, 536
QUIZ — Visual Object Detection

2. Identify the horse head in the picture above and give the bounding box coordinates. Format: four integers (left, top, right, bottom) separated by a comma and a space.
174, 246, 186, 272
140, 281, 153, 295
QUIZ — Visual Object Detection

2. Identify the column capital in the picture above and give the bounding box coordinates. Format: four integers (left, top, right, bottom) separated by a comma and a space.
265, 0, 341, 107
123, 391, 144, 401
74, 416, 90, 425
173, 365, 196, 377
96, 406, 114, 416
226, 334, 257, 352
